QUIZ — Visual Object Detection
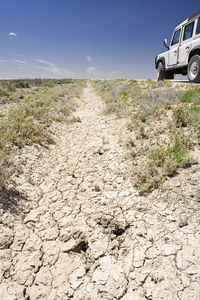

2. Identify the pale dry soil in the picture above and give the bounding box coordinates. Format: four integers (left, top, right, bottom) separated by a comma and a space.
0, 82, 200, 300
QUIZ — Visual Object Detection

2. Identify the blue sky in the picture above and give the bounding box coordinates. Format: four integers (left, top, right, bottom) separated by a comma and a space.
0, 0, 199, 79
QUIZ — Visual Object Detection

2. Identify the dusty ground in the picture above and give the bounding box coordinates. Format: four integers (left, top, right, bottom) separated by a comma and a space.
0, 82, 200, 300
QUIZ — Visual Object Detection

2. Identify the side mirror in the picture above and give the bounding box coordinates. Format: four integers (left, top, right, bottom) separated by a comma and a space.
163, 38, 169, 49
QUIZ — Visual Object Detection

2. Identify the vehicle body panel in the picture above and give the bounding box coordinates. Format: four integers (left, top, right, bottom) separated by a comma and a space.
155, 12, 200, 76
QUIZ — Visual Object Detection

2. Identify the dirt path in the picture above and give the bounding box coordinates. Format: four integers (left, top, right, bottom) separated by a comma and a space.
0, 82, 200, 300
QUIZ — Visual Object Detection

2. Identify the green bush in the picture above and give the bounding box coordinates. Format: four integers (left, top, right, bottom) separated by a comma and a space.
180, 88, 200, 104
149, 142, 193, 176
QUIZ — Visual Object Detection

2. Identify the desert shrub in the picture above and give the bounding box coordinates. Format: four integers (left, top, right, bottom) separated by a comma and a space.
12, 80, 30, 88
170, 129, 192, 149
149, 132, 194, 177
162, 157, 178, 176
197, 125, 200, 143
129, 79, 137, 83
140, 88, 182, 115
0, 88, 10, 97
173, 105, 189, 127
60, 105, 70, 116
145, 79, 172, 89
133, 160, 163, 193
167, 146, 192, 168
135, 122, 149, 139
129, 110, 150, 138
1, 115, 48, 147
180, 88, 200, 104
150, 145, 191, 170
126, 137, 135, 148
149, 146, 167, 167
0, 139, 12, 190
133, 110, 148, 122
95, 79, 142, 117
188, 105, 200, 127
163, 101, 172, 110
0, 81, 17, 92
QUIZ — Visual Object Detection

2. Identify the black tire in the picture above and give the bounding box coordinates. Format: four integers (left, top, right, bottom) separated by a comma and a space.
187, 55, 200, 83
157, 62, 165, 81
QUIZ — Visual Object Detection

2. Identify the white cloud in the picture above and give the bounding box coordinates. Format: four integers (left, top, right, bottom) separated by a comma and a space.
0, 59, 9, 63
86, 66, 96, 74
86, 55, 92, 62
36, 59, 53, 66
9, 32, 17, 36
35, 59, 72, 76
86, 66, 119, 78
14, 60, 27, 64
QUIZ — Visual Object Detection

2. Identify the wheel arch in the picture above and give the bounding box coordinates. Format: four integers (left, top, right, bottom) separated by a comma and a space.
156, 57, 166, 69
188, 48, 200, 63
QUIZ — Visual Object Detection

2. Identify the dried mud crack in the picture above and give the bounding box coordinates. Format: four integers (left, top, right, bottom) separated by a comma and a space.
0, 82, 200, 299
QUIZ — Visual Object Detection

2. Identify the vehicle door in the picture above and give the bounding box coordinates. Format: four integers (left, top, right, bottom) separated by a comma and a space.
168, 28, 181, 66
178, 20, 195, 65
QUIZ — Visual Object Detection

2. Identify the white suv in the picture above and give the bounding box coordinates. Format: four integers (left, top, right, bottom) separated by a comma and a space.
155, 11, 200, 82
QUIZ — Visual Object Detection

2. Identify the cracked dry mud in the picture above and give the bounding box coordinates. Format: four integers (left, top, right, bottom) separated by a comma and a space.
0, 82, 200, 300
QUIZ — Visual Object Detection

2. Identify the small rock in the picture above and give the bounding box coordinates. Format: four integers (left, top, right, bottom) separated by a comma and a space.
92, 270, 109, 285
76, 267, 86, 278
133, 248, 145, 268
24, 210, 40, 223
176, 245, 194, 269
161, 244, 180, 256
35, 267, 52, 286
121, 290, 144, 300
26, 285, 51, 300
116, 177, 123, 184
186, 265, 199, 275
179, 219, 188, 228
61, 239, 78, 252
124, 189, 131, 197
0, 284, 14, 300
94, 183, 101, 192
71, 279, 82, 290
90, 238, 108, 259
98, 148, 104, 155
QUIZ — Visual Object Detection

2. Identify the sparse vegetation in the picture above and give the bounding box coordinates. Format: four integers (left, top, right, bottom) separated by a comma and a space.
133, 159, 163, 193
93, 79, 142, 117
94, 79, 200, 193
0, 79, 86, 189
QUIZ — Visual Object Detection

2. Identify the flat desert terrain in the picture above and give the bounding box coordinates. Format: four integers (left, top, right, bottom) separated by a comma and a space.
0, 79, 200, 299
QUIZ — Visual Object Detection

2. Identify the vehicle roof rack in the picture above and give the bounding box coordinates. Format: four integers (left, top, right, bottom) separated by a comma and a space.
188, 10, 200, 21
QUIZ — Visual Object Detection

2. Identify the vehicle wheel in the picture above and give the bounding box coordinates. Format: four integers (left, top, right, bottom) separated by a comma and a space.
187, 55, 200, 83
157, 62, 165, 81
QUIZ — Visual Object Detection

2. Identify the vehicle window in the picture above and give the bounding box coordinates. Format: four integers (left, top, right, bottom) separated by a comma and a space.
171, 29, 181, 46
183, 21, 194, 40
196, 18, 200, 35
